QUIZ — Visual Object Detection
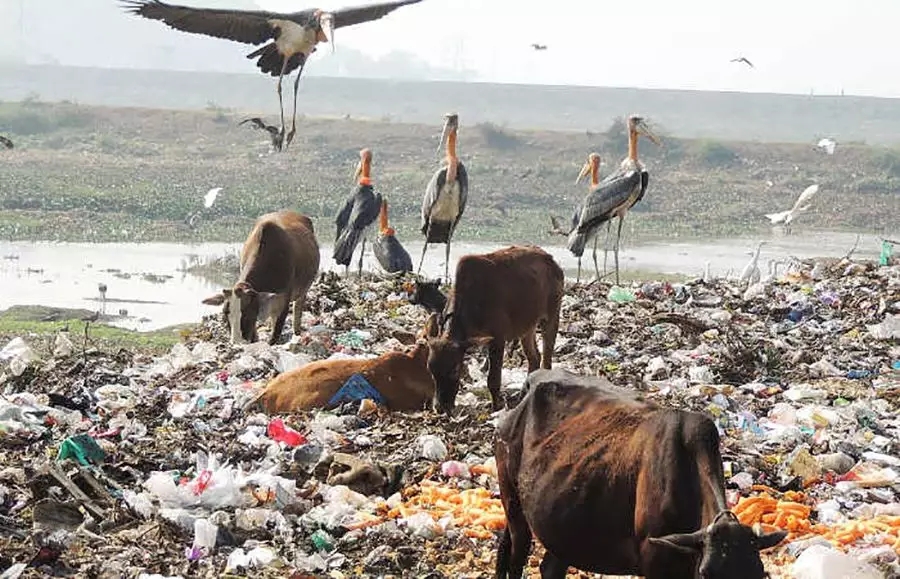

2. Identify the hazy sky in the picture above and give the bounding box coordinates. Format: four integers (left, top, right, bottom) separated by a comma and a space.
255, 0, 900, 97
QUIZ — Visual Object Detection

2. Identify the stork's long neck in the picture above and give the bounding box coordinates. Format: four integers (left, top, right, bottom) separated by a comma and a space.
628, 127, 639, 163
446, 130, 458, 183
359, 158, 372, 186
590, 164, 600, 187
379, 199, 389, 233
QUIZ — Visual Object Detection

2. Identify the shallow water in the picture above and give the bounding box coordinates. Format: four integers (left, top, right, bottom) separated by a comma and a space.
0, 231, 890, 332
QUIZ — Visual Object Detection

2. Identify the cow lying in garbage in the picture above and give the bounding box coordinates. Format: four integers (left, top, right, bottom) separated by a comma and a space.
252, 342, 435, 413
495, 368, 786, 579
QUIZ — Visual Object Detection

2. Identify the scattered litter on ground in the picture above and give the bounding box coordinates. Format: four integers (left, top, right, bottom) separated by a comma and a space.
1, 259, 899, 577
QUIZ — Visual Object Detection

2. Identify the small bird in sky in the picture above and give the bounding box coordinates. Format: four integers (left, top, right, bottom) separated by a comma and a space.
730, 56, 754, 68
531, 43, 548, 51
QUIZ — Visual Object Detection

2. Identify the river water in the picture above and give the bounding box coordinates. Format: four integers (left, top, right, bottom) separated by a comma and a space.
0, 232, 888, 332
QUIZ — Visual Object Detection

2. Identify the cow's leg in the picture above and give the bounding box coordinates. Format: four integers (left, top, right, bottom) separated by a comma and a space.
486, 339, 505, 411
495, 442, 531, 579
269, 305, 289, 345
291, 294, 305, 336
541, 298, 562, 369
538, 552, 567, 579
521, 329, 540, 373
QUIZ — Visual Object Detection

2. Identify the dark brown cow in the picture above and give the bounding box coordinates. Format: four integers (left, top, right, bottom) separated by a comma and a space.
427, 245, 564, 413
495, 368, 786, 579
202, 210, 320, 344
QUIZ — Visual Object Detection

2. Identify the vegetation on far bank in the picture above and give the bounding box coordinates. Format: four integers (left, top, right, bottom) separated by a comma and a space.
0, 305, 183, 355
0, 98, 898, 245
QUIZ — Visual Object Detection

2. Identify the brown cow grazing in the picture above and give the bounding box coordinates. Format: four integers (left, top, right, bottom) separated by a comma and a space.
254, 342, 435, 413
495, 368, 787, 579
427, 245, 564, 414
202, 210, 319, 345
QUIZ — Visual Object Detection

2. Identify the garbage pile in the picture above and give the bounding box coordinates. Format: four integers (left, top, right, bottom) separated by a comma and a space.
0, 259, 898, 578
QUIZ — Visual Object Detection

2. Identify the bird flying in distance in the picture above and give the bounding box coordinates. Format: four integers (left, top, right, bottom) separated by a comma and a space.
121, 0, 424, 151
531, 43, 548, 51
240, 117, 283, 150
203, 187, 223, 209
730, 56, 754, 68
0, 136, 13, 149
817, 138, 837, 155
765, 184, 820, 226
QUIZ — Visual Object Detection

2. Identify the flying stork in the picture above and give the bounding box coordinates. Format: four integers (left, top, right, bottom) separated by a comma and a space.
531, 43, 548, 51
121, 0, 424, 150
0, 136, 13, 150
334, 148, 382, 276
730, 56, 754, 68
418, 113, 468, 282
373, 197, 413, 274
567, 115, 661, 285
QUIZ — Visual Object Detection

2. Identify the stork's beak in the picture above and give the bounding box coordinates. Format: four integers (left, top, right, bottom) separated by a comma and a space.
575, 162, 591, 185
319, 13, 335, 53
637, 119, 662, 146
353, 161, 362, 183
438, 122, 450, 155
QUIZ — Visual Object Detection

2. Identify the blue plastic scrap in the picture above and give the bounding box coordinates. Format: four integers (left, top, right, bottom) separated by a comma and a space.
327, 373, 386, 408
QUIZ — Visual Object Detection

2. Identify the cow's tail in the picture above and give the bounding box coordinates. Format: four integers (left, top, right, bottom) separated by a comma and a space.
333, 227, 362, 267
495, 527, 512, 578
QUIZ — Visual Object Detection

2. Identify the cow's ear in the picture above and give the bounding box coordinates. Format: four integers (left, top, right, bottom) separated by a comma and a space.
648, 531, 704, 554
753, 529, 787, 551
202, 292, 226, 306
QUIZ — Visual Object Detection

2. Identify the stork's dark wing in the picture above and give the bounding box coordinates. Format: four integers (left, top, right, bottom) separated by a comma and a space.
633, 170, 650, 206
240, 117, 266, 129
121, 0, 287, 45
453, 162, 468, 228
348, 187, 382, 230
421, 166, 445, 228
334, 194, 355, 242
332, 0, 423, 29
0, 136, 12, 149
574, 169, 642, 234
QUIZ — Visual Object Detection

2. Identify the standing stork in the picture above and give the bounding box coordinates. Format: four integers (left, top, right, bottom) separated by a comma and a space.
567, 115, 661, 285
418, 113, 468, 282
564, 153, 606, 282
373, 198, 413, 274
334, 148, 381, 276
121, 0, 423, 150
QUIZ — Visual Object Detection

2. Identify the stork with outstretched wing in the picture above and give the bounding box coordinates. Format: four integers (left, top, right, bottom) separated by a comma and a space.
122, 0, 424, 150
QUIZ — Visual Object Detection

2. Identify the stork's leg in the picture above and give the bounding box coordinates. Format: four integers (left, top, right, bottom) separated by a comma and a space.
576, 257, 581, 284
417, 224, 430, 275
591, 235, 600, 282
275, 57, 290, 142
444, 240, 451, 285
614, 214, 625, 286
285, 62, 307, 149
358, 236, 366, 276
602, 220, 612, 274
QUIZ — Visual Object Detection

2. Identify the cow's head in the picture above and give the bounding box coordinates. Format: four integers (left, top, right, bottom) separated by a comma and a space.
202, 282, 287, 344
426, 333, 490, 414
648, 511, 787, 579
